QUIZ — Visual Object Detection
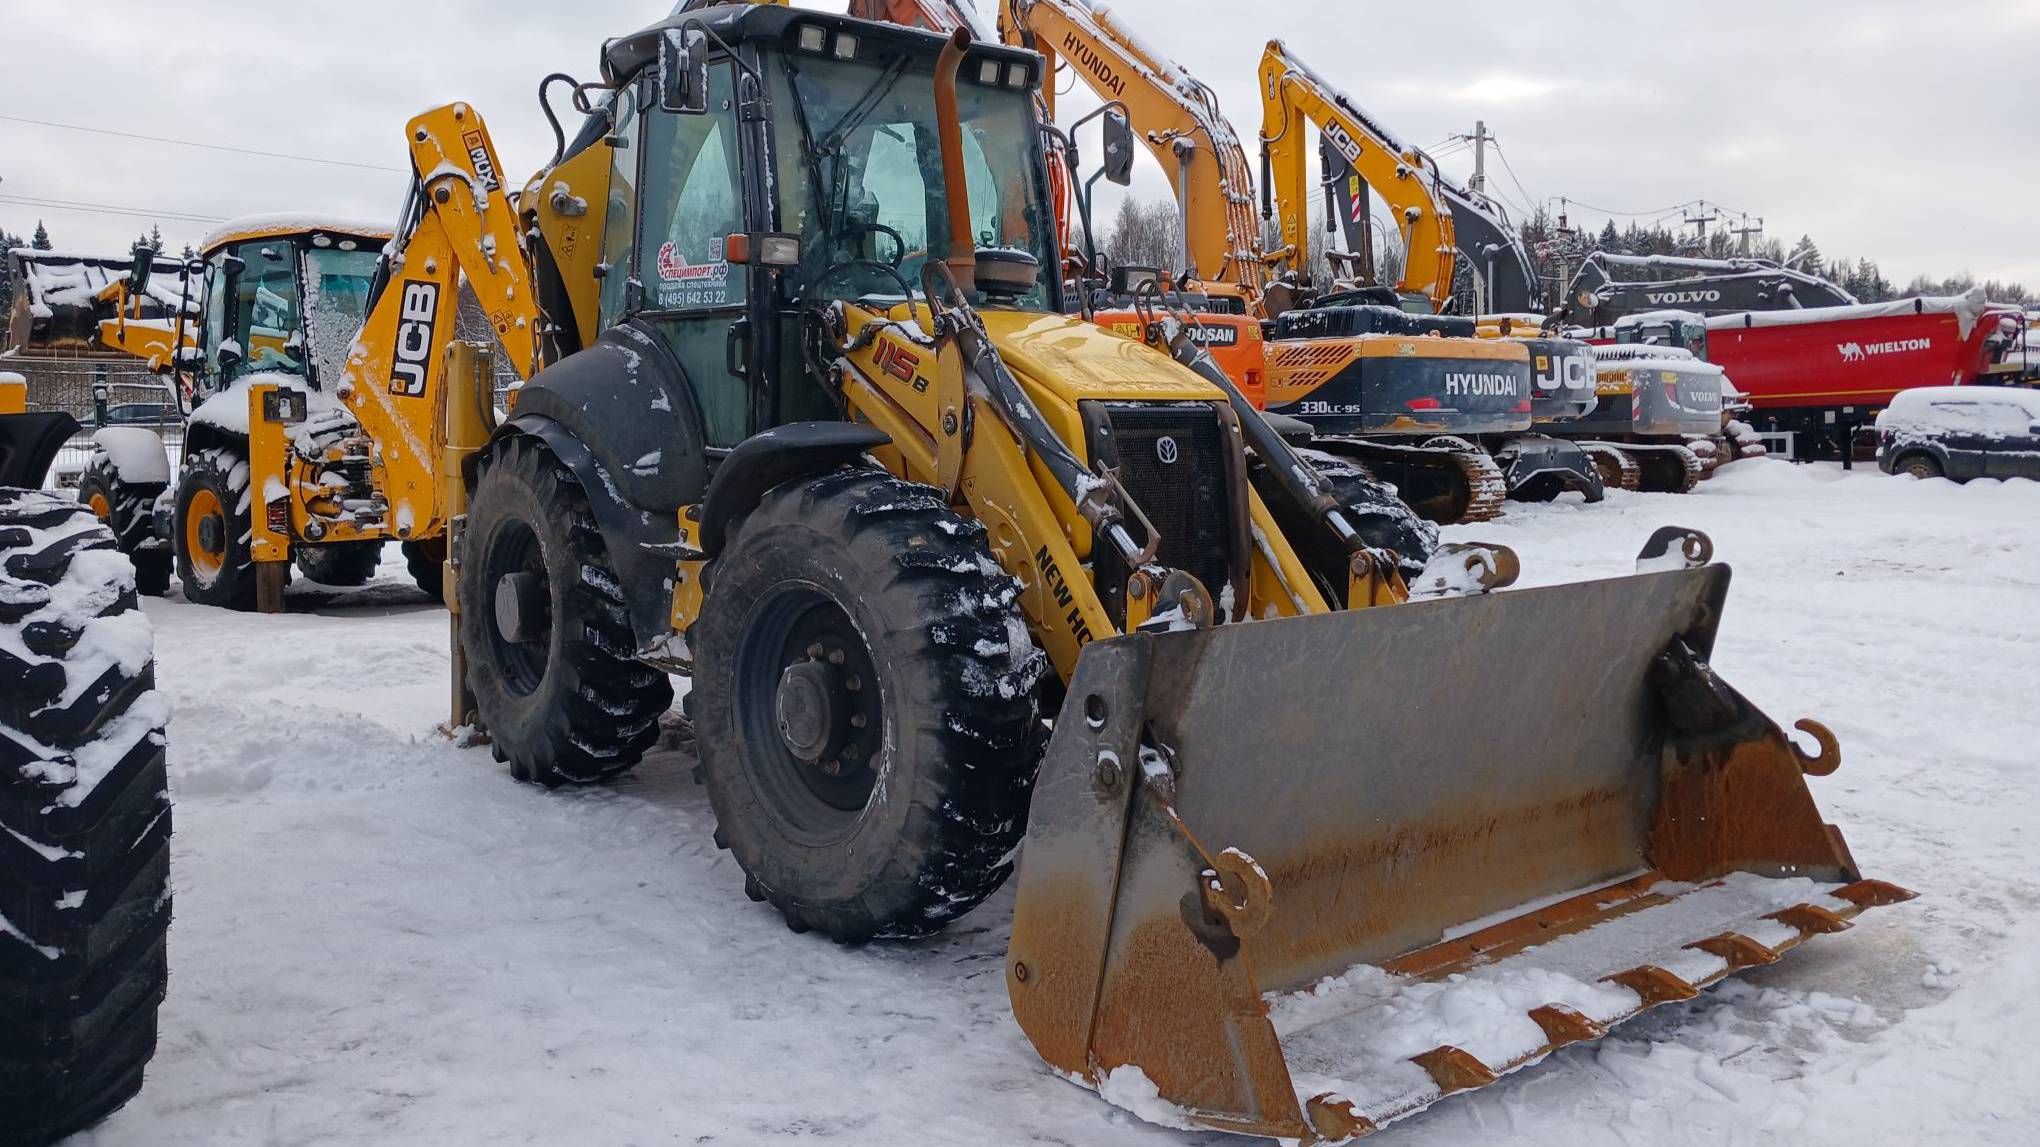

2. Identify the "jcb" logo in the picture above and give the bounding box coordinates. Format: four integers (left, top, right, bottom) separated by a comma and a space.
388, 281, 439, 396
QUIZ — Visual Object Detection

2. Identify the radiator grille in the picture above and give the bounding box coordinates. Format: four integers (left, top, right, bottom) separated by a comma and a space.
1088, 403, 1234, 620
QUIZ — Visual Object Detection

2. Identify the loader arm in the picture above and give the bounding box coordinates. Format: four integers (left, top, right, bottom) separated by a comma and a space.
1258, 41, 1457, 308
336, 102, 539, 542
995, 0, 1265, 295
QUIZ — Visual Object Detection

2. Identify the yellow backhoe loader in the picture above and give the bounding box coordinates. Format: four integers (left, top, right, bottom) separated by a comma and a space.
438, 6, 1903, 1140
92, 109, 534, 612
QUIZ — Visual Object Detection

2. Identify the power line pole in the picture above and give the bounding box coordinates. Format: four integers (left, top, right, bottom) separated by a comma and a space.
1731, 212, 1765, 257
1682, 199, 1721, 243
1466, 120, 1491, 194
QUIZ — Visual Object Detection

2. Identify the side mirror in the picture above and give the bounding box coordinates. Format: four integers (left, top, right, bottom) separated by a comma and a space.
1102, 109, 1134, 186
659, 27, 710, 115
128, 242, 156, 301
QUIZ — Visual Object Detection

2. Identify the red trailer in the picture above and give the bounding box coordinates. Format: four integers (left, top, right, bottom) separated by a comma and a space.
1701, 294, 2023, 458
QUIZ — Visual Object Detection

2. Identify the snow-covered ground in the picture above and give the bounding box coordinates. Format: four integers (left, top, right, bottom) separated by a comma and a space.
73, 460, 2040, 1146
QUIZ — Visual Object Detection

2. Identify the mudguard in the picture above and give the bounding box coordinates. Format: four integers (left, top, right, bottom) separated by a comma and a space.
507, 321, 710, 514
500, 413, 684, 651
697, 422, 892, 557
0, 412, 76, 491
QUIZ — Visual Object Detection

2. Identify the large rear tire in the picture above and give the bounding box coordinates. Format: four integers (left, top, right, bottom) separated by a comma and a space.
460, 436, 671, 786
292, 541, 382, 587
0, 490, 170, 1146
693, 469, 1046, 942
173, 447, 255, 609
76, 462, 170, 598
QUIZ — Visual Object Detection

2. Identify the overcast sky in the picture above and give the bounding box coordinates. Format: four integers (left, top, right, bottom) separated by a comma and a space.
4, 0, 2034, 288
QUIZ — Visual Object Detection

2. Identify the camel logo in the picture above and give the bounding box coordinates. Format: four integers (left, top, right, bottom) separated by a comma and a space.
1838, 337, 1930, 363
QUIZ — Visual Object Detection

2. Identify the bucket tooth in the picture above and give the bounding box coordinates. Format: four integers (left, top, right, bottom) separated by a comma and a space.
1688, 931, 1781, 970
1305, 1095, 1380, 1143
1411, 1046, 1498, 1095
1832, 879, 1917, 909
1529, 1004, 1608, 1049
1605, 965, 1700, 1006
1766, 903, 1852, 936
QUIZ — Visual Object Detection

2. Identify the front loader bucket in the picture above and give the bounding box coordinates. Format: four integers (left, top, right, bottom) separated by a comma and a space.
1007, 562, 1909, 1142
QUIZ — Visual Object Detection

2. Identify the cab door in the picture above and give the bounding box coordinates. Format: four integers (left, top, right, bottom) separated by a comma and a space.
600, 66, 758, 449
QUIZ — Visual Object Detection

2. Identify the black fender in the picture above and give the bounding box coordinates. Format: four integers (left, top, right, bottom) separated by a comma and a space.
699, 422, 892, 556
0, 411, 76, 491
497, 412, 684, 650
507, 321, 711, 514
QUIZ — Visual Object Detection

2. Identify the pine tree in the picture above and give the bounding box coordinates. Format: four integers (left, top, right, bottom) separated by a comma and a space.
30, 220, 52, 250
1786, 234, 1822, 277
147, 224, 164, 252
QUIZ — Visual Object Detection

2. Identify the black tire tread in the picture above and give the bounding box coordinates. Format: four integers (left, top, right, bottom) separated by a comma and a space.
0, 488, 169, 1145
460, 437, 670, 786
694, 469, 1046, 942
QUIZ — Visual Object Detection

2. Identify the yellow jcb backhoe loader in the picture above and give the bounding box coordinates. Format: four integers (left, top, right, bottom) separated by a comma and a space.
444, 6, 1906, 1140
92, 108, 535, 612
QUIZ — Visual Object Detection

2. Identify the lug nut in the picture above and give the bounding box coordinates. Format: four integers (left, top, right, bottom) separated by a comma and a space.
849, 713, 867, 729
844, 675, 862, 693
842, 743, 862, 762
820, 759, 842, 776
827, 648, 846, 666
806, 643, 825, 660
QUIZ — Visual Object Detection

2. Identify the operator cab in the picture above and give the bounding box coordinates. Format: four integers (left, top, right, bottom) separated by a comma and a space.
185, 219, 391, 400
581, 5, 1058, 447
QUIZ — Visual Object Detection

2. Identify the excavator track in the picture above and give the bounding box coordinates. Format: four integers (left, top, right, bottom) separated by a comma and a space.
1580, 442, 1641, 492
1312, 437, 1508, 525
1578, 441, 1704, 495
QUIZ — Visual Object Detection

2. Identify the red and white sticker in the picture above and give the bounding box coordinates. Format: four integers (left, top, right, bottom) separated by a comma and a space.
657, 240, 728, 283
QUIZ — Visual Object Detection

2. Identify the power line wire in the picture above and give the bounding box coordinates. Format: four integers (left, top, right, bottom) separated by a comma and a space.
0, 113, 403, 174
0, 194, 226, 225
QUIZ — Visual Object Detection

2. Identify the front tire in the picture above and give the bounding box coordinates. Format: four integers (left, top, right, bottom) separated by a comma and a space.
460, 436, 671, 786
1898, 453, 1942, 480
76, 462, 169, 597
693, 470, 1046, 942
173, 447, 254, 609
293, 541, 382, 587
0, 490, 171, 1145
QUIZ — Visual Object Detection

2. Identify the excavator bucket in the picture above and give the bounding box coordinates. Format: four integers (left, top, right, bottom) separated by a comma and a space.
1007, 550, 1910, 1142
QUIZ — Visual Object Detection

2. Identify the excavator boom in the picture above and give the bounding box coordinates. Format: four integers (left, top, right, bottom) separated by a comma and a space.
997, 0, 1265, 294
1259, 40, 1458, 308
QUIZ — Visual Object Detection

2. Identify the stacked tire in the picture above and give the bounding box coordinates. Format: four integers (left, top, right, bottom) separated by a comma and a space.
1, 489, 170, 1145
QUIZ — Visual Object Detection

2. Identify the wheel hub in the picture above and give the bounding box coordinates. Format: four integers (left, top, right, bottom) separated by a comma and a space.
494, 571, 550, 644
775, 658, 849, 765
196, 515, 222, 553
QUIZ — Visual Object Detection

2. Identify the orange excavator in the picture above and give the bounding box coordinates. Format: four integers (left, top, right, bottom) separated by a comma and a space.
857, 0, 1524, 525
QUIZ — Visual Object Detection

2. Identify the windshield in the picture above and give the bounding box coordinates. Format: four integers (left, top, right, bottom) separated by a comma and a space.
769, 48, 1056, 309
302, 247, 380, 387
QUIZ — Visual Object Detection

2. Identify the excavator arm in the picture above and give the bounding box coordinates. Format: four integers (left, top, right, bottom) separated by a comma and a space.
1258, 40, 1458, 308
336, 101, 539, 541
994, 0, 1265, 294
